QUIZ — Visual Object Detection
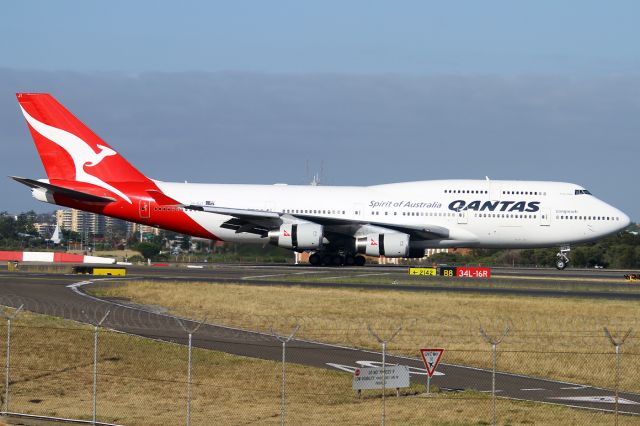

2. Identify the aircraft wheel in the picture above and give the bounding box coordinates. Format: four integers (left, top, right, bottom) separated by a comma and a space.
321, 254, 332, 266
345, 255, 355, 266
309, 253, 321, 266
556, 258, 567, 270
331, 255, 343, 266
354, 255, 366, 266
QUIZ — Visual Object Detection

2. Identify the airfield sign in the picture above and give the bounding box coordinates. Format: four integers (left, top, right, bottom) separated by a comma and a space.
420, 348, 444, 377
352, 365, 410, 390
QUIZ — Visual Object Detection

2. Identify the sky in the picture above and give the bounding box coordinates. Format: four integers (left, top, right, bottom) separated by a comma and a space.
1, 1, 639, 219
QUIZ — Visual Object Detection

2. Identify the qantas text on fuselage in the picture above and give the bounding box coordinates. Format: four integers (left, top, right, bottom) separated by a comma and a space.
12, 93, 630, 268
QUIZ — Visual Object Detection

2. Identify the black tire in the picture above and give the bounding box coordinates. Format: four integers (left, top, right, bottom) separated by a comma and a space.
556, 258, 567, 270
354, 255, 366, 266
321, 255, 332, 266
309, 253, 321, 266
332, 255, 343, 266
345, 255, 355, 266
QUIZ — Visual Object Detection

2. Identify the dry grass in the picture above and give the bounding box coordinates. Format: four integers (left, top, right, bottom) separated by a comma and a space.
93, 280, 640, 394
0, 308, 635, 424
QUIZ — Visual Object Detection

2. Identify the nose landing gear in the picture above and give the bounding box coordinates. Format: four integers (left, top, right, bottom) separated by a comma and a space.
556, 245, 571, 270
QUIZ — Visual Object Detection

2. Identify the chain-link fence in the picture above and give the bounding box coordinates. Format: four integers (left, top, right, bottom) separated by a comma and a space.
0, 307, 638, 425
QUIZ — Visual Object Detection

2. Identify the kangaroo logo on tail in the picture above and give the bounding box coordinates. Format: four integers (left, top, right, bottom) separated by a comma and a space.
20, 106, 132, 203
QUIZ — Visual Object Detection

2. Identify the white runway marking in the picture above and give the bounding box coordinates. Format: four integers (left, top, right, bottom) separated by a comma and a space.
521, 388, 546, 391
551, 396, 640, 405
318, 272, 392, 280
351, 272, 392, 278
560, 386, 589, 390
241, 271, 326, 280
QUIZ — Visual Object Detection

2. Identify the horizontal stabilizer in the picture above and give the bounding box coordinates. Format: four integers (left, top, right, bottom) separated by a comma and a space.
11, 176, 116, 203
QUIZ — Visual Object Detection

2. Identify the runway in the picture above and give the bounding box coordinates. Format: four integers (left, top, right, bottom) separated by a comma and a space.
127, 263, 640, 300
0, 265, 639, 416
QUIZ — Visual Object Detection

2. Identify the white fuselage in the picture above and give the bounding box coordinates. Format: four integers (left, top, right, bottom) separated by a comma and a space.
155, 179, 630, 249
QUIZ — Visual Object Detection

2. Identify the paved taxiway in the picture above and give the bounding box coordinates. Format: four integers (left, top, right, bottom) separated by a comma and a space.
0, 265, 638, 415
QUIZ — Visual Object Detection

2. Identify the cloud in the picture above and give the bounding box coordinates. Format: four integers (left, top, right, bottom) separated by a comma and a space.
1, 69, 638, 217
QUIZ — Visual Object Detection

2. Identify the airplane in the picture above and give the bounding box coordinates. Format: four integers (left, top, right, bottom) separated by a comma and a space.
12, 93, 631, 269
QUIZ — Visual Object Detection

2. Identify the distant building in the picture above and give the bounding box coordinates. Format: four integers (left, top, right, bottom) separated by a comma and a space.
33, 222, 56, 238
424, 248, 449, 257
55, 209, 129, 237
127, 222, 161, 237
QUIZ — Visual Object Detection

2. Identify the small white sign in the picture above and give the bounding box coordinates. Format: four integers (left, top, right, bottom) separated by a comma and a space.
352, 365, 410, 390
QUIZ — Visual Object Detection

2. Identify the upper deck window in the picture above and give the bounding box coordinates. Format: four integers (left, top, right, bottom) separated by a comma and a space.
575, 189, 592, 195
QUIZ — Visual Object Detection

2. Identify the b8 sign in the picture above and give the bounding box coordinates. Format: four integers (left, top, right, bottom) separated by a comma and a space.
438, 266, 457, 277
456, 267, 491, 279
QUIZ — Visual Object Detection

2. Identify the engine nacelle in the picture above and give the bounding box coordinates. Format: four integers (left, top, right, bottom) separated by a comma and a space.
355, 233, 410, 258
31, 188, 56, 204
268, 223, 323, 250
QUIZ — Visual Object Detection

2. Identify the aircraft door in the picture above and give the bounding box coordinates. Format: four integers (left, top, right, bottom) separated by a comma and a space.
139, 199, 151, 219
457, 210, 468, 224
352, 203, 364, 218
539, 209, 550, 226
490, 183, 502, 202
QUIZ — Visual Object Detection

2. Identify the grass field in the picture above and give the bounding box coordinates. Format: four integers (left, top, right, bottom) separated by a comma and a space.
91, 280, 640, 394
0, 308, 636, 425
255, 272, 640, 294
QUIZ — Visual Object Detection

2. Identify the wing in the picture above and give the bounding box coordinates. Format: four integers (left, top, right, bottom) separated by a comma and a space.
186, 205, 285, 237
186, 204, 449, 241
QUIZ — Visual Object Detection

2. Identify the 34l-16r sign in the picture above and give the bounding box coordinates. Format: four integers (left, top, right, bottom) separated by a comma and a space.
410, 266, 491, 279
456, 267, 491, 279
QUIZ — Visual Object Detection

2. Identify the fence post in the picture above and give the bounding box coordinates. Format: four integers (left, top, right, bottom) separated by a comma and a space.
480, 324, 509, 426
604, 327, 632, 426
367, 324, 402, 426
176, 317, 207, 426
0, 304, 23, 414
83, 309, 110, 426
271, 325, 300, 426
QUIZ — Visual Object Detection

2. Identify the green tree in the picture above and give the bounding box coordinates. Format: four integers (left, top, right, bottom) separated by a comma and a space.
134, 242, 161, 259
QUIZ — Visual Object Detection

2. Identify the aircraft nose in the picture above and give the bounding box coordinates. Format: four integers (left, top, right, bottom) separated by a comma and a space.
620, 211, 631, 228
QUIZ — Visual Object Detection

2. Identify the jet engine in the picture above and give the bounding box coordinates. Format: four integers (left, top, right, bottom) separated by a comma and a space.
355, 232, 410, 257
269, 223, 324, 250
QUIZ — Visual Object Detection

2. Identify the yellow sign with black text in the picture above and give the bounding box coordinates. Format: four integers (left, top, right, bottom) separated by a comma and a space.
408, 267, 437, 276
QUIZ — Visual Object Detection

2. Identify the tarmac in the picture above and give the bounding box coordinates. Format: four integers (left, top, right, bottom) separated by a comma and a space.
0, 264, 638, 416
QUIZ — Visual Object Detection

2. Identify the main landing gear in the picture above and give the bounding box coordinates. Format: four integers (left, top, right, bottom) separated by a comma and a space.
556, 245, 571, 270
308, 252, 366, 267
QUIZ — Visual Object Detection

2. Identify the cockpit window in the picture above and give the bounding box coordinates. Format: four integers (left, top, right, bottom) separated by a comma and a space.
575, 189, 592, 195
